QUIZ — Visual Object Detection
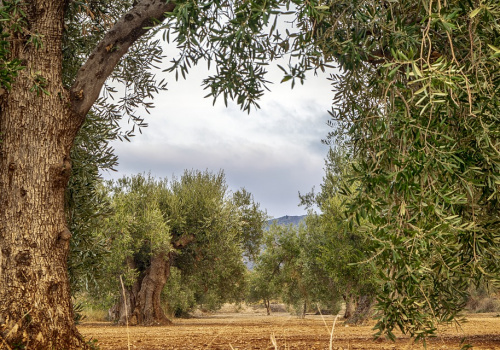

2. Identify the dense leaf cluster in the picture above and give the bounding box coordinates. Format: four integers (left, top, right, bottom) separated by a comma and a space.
311, 0, 500, 341
98, 171, 266, 313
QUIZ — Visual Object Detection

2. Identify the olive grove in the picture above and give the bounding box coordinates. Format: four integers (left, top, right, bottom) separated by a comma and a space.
0, 0, 498, 348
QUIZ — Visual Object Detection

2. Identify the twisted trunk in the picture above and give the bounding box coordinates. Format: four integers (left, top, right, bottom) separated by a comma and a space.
115, 253, 172, 326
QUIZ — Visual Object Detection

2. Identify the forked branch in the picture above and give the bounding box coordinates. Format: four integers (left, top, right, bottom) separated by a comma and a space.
70, 0, 176, 121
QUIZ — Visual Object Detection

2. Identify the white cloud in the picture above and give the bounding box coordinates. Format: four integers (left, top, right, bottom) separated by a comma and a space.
103, 62, 334, 217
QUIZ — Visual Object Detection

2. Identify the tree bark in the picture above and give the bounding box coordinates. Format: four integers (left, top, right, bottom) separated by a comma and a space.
264, 299, 271, 316
70, 0, 176, 118
343, 295, 355, 319
115, 258, 141, 325
115, 253, 172, 326
135, 252, 172, 325
0, 2, 88, 348
345, 295, 374, 325
0, 0, 177, 348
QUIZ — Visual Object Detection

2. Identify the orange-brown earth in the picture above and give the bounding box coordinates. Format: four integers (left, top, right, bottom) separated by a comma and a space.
78, 311, 500, 350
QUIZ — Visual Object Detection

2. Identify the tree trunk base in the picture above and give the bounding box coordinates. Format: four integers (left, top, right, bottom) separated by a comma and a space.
114, 253, 173, 327
1, 319, 91, 350
345, 295, 374, 325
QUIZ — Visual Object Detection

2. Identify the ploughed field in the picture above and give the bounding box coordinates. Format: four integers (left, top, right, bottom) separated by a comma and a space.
78, 311, 500, 350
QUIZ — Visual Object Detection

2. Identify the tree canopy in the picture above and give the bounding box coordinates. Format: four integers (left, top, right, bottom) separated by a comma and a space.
312, 0, 500, 340
98, 171, 266, 324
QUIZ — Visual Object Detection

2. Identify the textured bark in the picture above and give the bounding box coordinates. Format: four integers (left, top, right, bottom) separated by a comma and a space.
70, 0, 176, 119
113, 235, 195, 325
0, 2, 88, 348
345, 295, 374, 325
115, 253, 172, 326
0, 0, 177, 348
116, 258, 141, 325
343, 295, 355, 319
264, 299, 271, 316
135, 253, 172, 325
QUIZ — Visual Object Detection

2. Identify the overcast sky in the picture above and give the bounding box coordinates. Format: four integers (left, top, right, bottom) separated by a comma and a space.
102, 61, 335, 218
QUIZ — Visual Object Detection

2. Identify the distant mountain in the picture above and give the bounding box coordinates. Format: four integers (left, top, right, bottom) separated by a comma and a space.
267, 215, 306, 227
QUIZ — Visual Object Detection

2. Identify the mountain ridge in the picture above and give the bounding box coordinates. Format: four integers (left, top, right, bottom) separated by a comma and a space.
267, 214, 306, 227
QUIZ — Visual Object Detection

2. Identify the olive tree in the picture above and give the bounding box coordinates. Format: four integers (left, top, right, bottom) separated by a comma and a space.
252, 222, 341, 318
101, 171, 263, 325
0, 0, 277, 346
310, 0, 500, 340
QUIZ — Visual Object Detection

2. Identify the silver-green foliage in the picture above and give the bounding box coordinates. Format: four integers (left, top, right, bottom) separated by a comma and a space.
252, 223, 308, 315
100, 174, 172, 290
165, 172, 262, 311
251, 222, 341, 316
300, 147, 377, 317
100, 171, 263, 312
310, 0, 500, 341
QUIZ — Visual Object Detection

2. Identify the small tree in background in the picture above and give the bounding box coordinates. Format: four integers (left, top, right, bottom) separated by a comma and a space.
302, 147, 377, 322
247, 267, 279, 316
251, 222, 343, 318
250, 224, 306, 317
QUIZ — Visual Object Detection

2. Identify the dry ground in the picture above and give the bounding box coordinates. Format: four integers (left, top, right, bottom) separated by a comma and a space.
78, 310, 500, 350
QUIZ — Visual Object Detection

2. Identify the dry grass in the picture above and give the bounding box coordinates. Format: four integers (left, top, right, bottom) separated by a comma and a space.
78, 312, 500, 350
81, 307, 108, 322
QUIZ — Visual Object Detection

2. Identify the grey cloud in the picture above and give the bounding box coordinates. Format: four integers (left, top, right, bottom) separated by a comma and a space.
102, 66, 333, 218
104, 140, 326, 217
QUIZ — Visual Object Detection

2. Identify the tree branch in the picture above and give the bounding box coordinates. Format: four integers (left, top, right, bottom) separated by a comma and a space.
69, 0, 175, 122
173, 235, 195, 249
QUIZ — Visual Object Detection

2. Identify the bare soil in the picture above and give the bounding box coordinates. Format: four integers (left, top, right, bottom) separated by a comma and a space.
78, 311, 500, 350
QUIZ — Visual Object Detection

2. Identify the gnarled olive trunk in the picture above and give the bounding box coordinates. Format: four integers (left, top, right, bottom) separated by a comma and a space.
345, 295, 374, 325
343, 294, 355, 319
0, 0, 175, 347
115, 253, 172, 326
0, 3, 87, 348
